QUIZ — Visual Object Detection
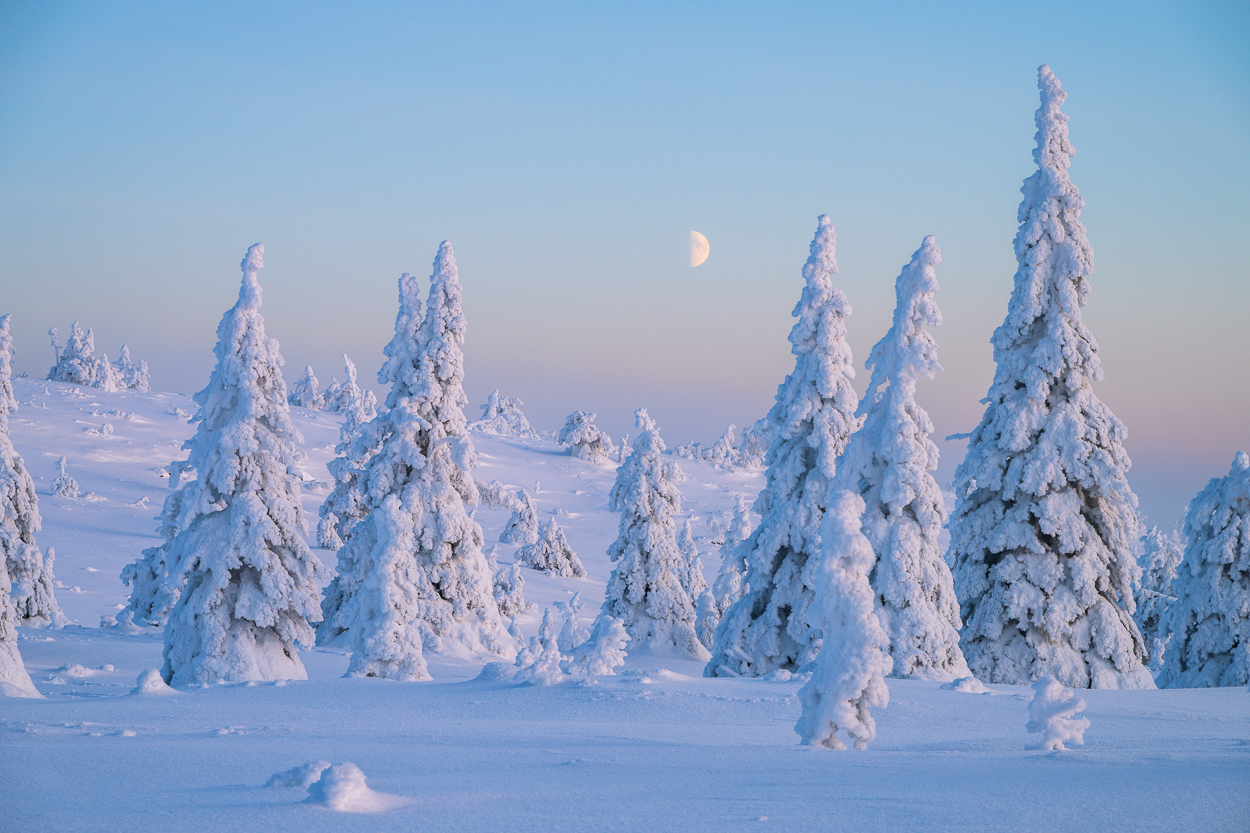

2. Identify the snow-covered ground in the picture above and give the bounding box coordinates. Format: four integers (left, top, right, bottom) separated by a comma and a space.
2, 379, 1248, 831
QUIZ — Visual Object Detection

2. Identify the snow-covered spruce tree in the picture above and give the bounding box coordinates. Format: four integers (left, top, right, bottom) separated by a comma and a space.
795, 491, 891, 750
558, 411, 615, 462
47, 321, 96, 385
706, 215, 861, 677
51, 457, 79, 499
0, 315, 62, 627
315, 355, 383, 552
318, 244, 513, 676
288, 365, 323, 409
158, 244, 327, 686
677, 517, 708, 604
492, 559, 533, 618
1134, 525, 1184, 670
0, 553, 39, 697
601, 409, 705, 658
732, 417, 773, 469
92, 353, 122, 392
499, 490, 539, 545
947, 67, 1151, 690
1158, 452, 1250, 688
119, 486, 185, 627
517, 517, 585, 578
833, 235, 966, 681
696, 494, 755, 649
115, 344, 151, 392
469, 390, 534, 438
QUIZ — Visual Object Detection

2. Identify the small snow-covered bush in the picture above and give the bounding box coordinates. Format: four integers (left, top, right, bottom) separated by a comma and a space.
50, 457, 79, 499
288, 365, 324, 409
558, 411, 615, 462
1026, 675, 1090, 751
514, 604, 629, 684
304, 762, 411, 813
47, 322, 96, 386
517, 518, 585, 578
477, 479, 519, 511
115, 344, 150, 392
469, 390, 534, 438
499, 490, 539, 545
92, 354, 122, 392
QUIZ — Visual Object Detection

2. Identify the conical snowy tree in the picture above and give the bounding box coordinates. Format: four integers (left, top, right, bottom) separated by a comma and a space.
696, 494, 754, 648
947, 66, 1152, 690
795, 491, 891, 750
706, 215, 861, 677
1134, 525, 1183, 670
834, 236, 967, 681
47, 321, 96, 385
558, 411, 615, 462
677, 517, 708, 604
318, 243, 513, 677
92, 353, 122, 392
518, 517, 585, 578
159, 244, 327, 686
317, 355, 386, 552
601, 409, 706, 658
499, 490, 539, 545
1158, 452, 1250, 688
288, 365, 323, 409
115, 344, 151, 391
0, 315, 62, 628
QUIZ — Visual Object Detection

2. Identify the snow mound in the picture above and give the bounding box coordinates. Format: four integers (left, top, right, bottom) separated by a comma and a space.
1027, 675, 1090, 751
940, 676, 988, 694
305, 763, 412, 813
267, 760, 331, 789
130, 669, 178, 696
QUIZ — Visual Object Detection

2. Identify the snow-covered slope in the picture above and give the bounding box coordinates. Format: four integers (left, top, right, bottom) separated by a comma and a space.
1, 379, 1247, 831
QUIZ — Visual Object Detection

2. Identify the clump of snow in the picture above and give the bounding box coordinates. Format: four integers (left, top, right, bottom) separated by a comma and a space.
468, 390, 535, 438
940, 676, 988, 694
517, 517, 585, 577
50, 457, 79, 499
795, 490, 890, 751
267, 760, 331, 789
558, 411, 615, 462
304, 762, 412, 813
1026, 675, 1090, 751
130, 668, 178, 696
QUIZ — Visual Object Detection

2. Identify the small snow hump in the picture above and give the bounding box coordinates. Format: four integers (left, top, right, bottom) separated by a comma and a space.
1027, 675, 1090, 751
130, 668, 178, 696
266, 760, 331, 789
305, 763, 412, 813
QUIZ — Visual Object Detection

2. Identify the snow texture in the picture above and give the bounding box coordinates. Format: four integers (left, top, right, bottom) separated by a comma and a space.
499, 490, 539, 545
468, 390, 535, 438
1026, 674, 1089, 751
0, 314, 62, 628
796, 491, 891, 750
304, 762, 412, 813
51, 457, 79, 499
517, 517, 586, 577
707, 215, 861, 677
317, 244, 514, 676
288, 365, 324, 410
1158, 452, 1250, 688
158, 243, 327, 686
558, 411, 615, 462
947, 66, 1152, 690
602, 409, 707, 659
834, 235, 967, 681
1134, 525, 1184, 670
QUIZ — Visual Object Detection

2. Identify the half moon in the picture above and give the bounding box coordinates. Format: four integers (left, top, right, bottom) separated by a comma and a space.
689, 231, 710, 267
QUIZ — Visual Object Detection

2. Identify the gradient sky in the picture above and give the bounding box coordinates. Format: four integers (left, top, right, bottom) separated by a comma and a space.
1, 1, 1247, 528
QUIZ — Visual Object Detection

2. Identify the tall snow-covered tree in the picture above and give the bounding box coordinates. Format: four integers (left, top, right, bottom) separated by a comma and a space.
318, 244, 513, 678
706, 215, 861, 677
601, 409, 705, 658
1134, 525, 1184, 670
558, 411, 615, 462
0, 315, 62, 628
834, 236, 966, 681
795, 491, 891, 750
47, 321, 96, 385
288, 365, 323, 409
1158, 452, 1250, 688
158, 244, 327, 686
115, 344, 151, 392
947, 66, 1151, 690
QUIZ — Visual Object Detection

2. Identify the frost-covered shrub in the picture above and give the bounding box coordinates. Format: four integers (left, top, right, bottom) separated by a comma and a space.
558, 411, 615, 462
833, 235, 967, 681
674, 425, 737, 465
0, 315, 62, 628
51, 457, 79, 499
602, 409, 705, 659
795, 491, 891, 751
499, 490, 539, 545
288, 365, 323, 409
517, 518, 585, 578
476, 479, 519, 511
947, 67, 1151, 690
492, 558, 533, 618
317, 246, 514, 677
115, 344, 150, 392
47, 321, 96, 386
157, 244, 327, 686
707, 215, 861, 678
677, 517, 707, 605
469, 390, 534, 438
1134, 526, 1183, 670
92, 353, 122, 392
1158, 452, 1250, 688
515, 604, 629, 684
515, 607, 568, 686
120, 487, 185, 627
674, 422, 773, 470
1026, 675, 1089, 751
568, 613, 629, 676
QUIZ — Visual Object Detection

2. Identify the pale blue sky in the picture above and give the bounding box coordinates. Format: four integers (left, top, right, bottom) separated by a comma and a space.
1, 1, 1247, 526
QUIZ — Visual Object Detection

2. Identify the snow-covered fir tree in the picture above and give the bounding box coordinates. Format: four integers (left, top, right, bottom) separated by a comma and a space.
316, 356, 383, 552
1134, 525, 1184, 670
115, 344, 150, 392
695, 494, 754, 648
47, 321, 96, 385
558, 411, 615, 462
317, 244, 513, 677
0, 315, 62, 628
499, 490, 539, 545
0, 550, 39, 698
517, 517, 585, 577
324, 355, 377, 430
119, 486, 185, 628
677, 517, 708, 604
158, 244, 327, 686
1158, 452, 1250, 688
492, 558, 533, 618
601, 409, 705, 658
469, 390, 534, 438
288, 365, 323, 409
51, 457, 79, 499
707, 215, 861, 677
947, 66, 1152, 690
833, 235, 966, 681
92, 353, 122, 392
795, 491, 891, 750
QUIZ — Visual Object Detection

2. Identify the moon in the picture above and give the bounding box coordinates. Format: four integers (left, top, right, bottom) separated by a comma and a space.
689, 231, 709, 267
